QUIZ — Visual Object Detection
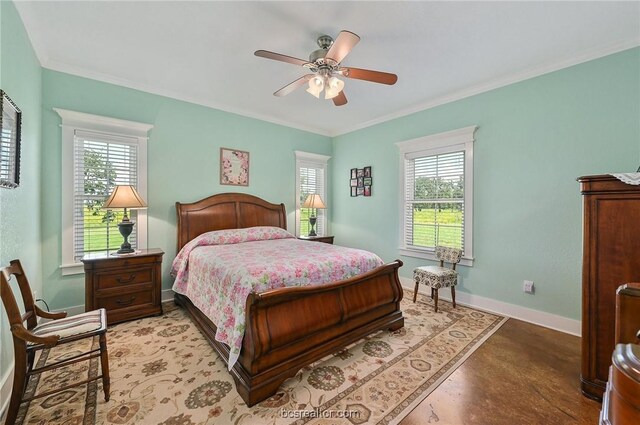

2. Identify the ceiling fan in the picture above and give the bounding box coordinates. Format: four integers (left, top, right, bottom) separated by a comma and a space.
255, 30, 398, 106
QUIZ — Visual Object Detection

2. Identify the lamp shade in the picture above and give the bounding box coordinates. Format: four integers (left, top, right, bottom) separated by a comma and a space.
103, 185, 147, 209
306, 76, 324, 99
324, 76, 345, 100
302, 194, 326, 209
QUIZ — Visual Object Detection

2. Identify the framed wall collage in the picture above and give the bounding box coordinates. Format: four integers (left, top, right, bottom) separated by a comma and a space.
350, 166, 372, 197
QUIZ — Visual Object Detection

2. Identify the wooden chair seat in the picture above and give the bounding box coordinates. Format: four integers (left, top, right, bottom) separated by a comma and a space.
1, 260, 110, 425
28, 309, 107, 348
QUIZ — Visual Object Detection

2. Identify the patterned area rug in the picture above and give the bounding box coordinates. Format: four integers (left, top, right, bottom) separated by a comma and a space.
18, 295, 506, 425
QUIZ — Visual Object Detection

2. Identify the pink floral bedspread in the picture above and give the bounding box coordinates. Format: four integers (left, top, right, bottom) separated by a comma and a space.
171, 226, 384, 369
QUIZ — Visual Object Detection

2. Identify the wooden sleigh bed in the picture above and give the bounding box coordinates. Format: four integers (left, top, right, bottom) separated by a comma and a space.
173, 192, 404, 406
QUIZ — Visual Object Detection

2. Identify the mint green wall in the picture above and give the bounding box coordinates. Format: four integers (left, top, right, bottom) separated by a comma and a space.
40, 69, 331, 310
332, 47, 640, 321
5, 0, 638, 342
0, 0, 43, 386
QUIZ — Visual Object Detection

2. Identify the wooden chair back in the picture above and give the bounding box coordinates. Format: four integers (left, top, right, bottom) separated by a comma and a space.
1, 259, 38, 334
1, 259, 110, 425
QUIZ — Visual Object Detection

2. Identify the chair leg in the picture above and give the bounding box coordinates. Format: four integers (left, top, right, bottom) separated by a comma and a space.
26, 351, 35, 374
451, 286, 456, 308
99, 333, 110, 402
413, 281, 419, 303
431, 287, 434, 300
6, 351, 28, 425
434, 289, 439, 313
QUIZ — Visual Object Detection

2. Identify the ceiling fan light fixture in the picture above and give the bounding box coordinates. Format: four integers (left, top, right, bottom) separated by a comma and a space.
255, 30, 396, 106
324, 76, 345, 99
306, 76, 324, 98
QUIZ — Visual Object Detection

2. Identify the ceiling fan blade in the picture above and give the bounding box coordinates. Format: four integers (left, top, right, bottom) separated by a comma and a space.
341, 67, 398, 85
325, 30, 360, 64
333, 90, 347, 106
273, 74, 314, 97
254, 50, 309, 67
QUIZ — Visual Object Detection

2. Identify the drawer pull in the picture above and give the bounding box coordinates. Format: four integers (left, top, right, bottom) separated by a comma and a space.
116, 274, 136, 284
115, 296, 136, 306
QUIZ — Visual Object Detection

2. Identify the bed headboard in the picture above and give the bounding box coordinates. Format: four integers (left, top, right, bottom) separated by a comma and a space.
175, 192, 287, 251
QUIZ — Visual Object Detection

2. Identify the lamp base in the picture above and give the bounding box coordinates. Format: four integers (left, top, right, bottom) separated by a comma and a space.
308, 216, 317, 237
117, 221, 135, 254
111, 250, 140, 257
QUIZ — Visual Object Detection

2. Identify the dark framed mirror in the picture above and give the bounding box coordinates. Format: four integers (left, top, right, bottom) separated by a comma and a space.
0, 90, 22, 188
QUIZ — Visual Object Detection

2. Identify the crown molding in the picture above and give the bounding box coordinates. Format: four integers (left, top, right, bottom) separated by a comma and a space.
54, 108, 153, 137
42, 59, 332, 137
37, 38, 639, 140
294, 150, 331, 163
330, 39, 640, 137
396, 125, 477, 154
13, 1, 45, 67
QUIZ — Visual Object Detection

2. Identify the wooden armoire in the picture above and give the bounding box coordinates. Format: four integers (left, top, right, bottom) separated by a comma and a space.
579, 175, 640, 400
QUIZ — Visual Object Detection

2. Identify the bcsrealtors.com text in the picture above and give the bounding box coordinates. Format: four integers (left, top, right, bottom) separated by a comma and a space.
279, 408, 361, 419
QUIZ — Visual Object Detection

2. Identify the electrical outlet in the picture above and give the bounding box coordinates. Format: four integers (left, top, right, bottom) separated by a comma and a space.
32, 290, 38, 300
523, 280, 535, 294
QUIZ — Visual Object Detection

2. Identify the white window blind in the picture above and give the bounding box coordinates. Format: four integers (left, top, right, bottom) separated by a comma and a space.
73, 130, 139, 260
404, 150, 465, 251
298, 163, 326, 236
294, 151, 330, 237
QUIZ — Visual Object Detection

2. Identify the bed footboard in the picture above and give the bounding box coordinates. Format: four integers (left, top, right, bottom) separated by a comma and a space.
175, 260, 404, 406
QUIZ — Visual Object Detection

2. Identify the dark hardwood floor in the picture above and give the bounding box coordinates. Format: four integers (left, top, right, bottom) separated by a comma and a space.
400, 318, 602, 425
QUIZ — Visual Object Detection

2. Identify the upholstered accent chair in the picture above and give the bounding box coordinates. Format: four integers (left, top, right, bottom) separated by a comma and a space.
0, 260, 110, 425
413, 246, 463, 312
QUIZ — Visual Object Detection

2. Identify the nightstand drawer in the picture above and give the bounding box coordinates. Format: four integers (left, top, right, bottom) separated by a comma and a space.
86, 255, 159, 270
97, 287, 153, 311
82, 248, 164, 325
96, 267, 153, 290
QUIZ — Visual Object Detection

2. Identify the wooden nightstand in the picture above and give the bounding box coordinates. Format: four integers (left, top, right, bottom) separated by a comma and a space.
298, 235, 334, 244
82, 248, 164, 325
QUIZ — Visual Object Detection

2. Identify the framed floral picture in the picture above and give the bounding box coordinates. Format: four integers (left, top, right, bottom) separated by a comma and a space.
220, 147, 249, 186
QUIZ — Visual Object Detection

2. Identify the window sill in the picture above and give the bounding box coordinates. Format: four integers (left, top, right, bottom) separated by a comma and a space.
60, 263, 85, 276
398, 248, 474, 267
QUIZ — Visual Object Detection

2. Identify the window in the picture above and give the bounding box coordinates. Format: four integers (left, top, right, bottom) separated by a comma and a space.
295, 151, 330, 237
396, 126, 476, 265
74, 132, 139, 258
57, 109, 153, 275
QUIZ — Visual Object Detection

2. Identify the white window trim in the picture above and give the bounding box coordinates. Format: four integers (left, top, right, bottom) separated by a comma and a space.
396, 125, 477, 267
55, 108, 153, 275
294, 150, 331, 237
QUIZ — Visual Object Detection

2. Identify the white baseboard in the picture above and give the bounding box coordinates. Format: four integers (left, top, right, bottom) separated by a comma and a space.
0, 360, 14, 422
63, 304, 86, 316
400, 277, 581, 336
161, 289, 175, 303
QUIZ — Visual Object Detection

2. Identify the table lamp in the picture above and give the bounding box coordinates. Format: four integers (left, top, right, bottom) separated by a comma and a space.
103, 185, 147, 254
302, 194, 326, 237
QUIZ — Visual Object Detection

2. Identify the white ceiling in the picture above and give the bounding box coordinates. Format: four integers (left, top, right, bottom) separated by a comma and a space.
15, 1, 640, 136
